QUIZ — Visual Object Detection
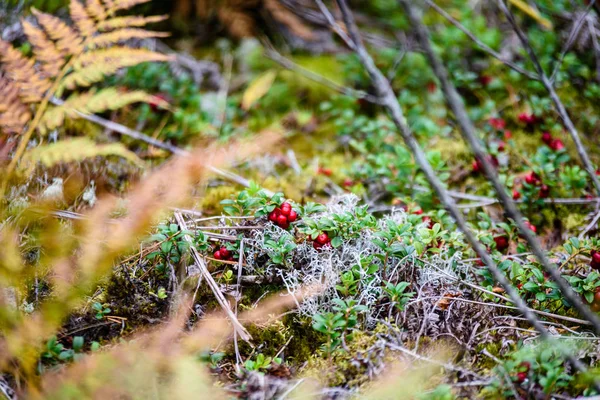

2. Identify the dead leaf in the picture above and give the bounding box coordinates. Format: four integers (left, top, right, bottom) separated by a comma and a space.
242, 70, 277, 110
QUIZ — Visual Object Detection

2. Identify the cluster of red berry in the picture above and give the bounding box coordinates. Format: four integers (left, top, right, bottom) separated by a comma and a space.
213, 246, 235, 262
518, 112, 538, 126
515, 361, 531, 383
541, 131, 565, 151
523, 220, 537, 234
523, 171, 550, 199
313, 232, 331, 250
268, 202, 298, 229
471, 155, 500, 173
414, 208, 434, 228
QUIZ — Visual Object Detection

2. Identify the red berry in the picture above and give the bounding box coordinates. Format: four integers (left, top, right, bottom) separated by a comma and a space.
313, 241, 322, 250
516, 372, 527, 383
525, 221, 537, 234
494, 236, 510, 252
480, 75, 493, 86
277, 214, 288, 227
318, 167, 332, 176
343, 178, 353, 187
524, 171, 539, 185
512, 189, 521, 200
214, 250, 222, 260
489, 117, 505, 130
541, 131, 552, 145
518, 113, 536, 125
504, 130, 512, 139
472, 159, 481, 173
539, 184, 550, 198
550, 139, 565, 151
269, 208, 281, 222
280, 202, 292, 216
316, 233, 330, 245
220, 247, 230, 258
414, 209, 423, 215
427, 81, 437, 93
517, 283, 523, 290
422, 216, 434, 228
497, 141, 506, 152
594, 288, 600, 303
287, 210, 298, 222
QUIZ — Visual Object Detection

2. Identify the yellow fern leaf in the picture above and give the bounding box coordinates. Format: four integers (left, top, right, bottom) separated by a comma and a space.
69, 0, 96, 37
97, 15, 167, 31
105, 0, 152, 14
89, 28, 169, 48
85, 0, 107, 22
0, 39, 51, 103
63, 48, 171, 90
0, 76, 31, 134
31, 8, 83, 55
40, 88, 155, 133
22, 20, 64, 77
21, 137, 145, 170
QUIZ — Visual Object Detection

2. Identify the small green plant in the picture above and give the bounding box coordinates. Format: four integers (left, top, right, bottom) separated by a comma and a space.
41, 336, 96, 368
382, 281, 414, 311
146, 223, 193, 275
92, 302, 111, 320
244, 353, 281, 374
312, 298, 367, 357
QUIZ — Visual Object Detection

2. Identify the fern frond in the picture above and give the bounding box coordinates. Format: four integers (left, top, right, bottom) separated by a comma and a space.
0, 39, 51, 103
40, 88, 156, 132
31, 8, 83, 55
85, 0, 107, 22
63, 49, 171, 90
89, 28, 169, 48
22, 20, 65, 77
105, 0, 151, 14
21, 137, 145, 170
97, 15, 167, 31
0, 76, 31, 134
69, 0, 97, 37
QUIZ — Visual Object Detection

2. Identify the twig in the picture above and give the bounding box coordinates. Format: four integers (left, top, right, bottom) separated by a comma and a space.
423, 0, 539, 81
400, 0, 600, 334
497, 0, 600, 198
233, 239, 245, 365
549, 0, 596, 84
174, 212, 251, 342
48, 97, 273, 196
579, 208, 600, 238
314, 0, 355, 49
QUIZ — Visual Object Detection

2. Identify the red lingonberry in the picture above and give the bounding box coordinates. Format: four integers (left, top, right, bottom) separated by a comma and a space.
525, 221, 537, 234
539, 184, 550, 198
269, 208, 281, 222
494, 236, 509, 252
497, 141, 506, 152
517, 283, 524, 290
280, 202, 292, 216
541, 131, 552, 145
277, 214, 288, 226
524, 171, 539, 185
214, 250, 222, 260
316, 233, 330, 245
518, 113, 536, 125
343, 178, 353, 187
591, 250, 600, 270
318, 167, 332, 176
422, 216, 434, 228
313, 241, 322, 250
516, 372, 528, 383
472, 159, 481, 173
550, 139, 565, 151
504, 130, 512, 139
489, 117, 506, 130
427, 81, 437, 93
287, 210, 298, 222
220, 247, 230, 259
414, 209, 423, 215
480, 75, 492, 86
512, 189, 521, 200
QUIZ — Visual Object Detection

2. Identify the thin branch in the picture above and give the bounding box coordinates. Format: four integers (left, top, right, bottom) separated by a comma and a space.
497, 0, 600, 197
549, 0, 596, 84
174, 212, 251, 342
423, 0, 539, 81
314, 0, 355, 49
49, 97, 272, 196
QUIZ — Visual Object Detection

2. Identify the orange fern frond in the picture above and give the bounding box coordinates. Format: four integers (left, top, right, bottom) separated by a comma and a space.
89, 28, 169, 48
106, 0, 152, 14
22, 20, 65, 77
31, 8, 83, 55
97, 15, 167, 31
0, 39, 51, 103
85, 0, 108, 22
0, 76, 31, 134
69, 0, 97, 37
63, 48, 171, 90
